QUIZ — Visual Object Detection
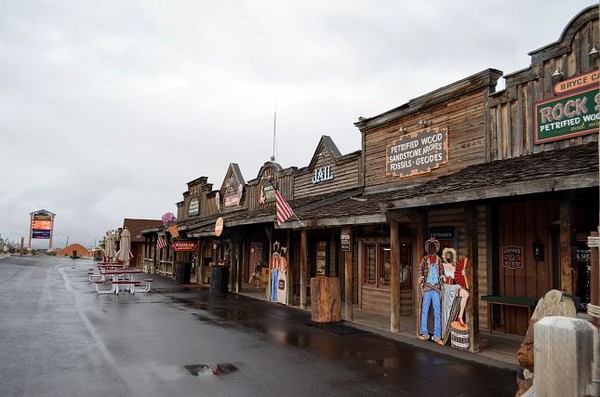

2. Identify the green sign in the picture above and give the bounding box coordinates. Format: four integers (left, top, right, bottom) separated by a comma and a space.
535, 88, 599, 144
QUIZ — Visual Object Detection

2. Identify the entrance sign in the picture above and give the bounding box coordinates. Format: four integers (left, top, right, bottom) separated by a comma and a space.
386, 128, 448, 177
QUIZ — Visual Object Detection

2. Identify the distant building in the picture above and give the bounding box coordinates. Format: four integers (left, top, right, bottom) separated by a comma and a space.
56, 244, 91, 258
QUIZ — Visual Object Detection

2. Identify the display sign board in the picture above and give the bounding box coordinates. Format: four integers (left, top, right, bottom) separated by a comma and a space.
31, 211, 53, 239
171, 241, 198, 252
502, 245, 523, 269
534, 87, 599, 144
340, 228, 351, 252
215, 217, 224, 237
553, 69, 599, 95
188, 197, 199, 217
260, 184, 276, 204
386, 128, 448, 177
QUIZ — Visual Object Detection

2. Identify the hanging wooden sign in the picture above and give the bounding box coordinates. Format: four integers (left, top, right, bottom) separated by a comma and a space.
215, 217, 224, 237
386, 128, 448, 178
340, 228, 351, 252
171, 241, 197, 252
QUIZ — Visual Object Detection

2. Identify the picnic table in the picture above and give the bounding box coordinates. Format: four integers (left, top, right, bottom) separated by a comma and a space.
93, 269, 153, 295
88, 263, 125, 282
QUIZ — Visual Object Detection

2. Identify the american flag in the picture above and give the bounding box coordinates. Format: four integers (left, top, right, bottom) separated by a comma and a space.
275, 190, 295, 225
157, 235, 167, 250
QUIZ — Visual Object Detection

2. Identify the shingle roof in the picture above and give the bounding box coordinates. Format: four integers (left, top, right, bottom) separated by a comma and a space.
282, 142, 598, 227
185, 143, 599, 232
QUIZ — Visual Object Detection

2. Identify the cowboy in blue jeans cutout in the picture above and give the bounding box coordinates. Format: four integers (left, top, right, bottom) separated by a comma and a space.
418, 237, 445, 345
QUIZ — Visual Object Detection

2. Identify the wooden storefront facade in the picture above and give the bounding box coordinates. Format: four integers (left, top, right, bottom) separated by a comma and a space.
137, 6, 598, 354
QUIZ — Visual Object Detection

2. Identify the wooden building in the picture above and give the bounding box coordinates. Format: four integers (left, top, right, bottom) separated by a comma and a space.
138, 5, 598, 354
121, 218, 162, 269
351, 5, 599, 341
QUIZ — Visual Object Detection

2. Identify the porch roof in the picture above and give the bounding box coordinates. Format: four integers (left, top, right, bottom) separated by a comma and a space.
180, 143, 598, 234
278, 142, 599, 228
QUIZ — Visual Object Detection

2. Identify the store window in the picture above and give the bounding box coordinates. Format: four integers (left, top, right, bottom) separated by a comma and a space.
362, 242, 412, 288
364, 245, 376, 284
363, 243, 390, 288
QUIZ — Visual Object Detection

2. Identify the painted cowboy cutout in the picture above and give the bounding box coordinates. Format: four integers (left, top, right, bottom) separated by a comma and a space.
269, 242, 289, 304
418, 237, 444, 345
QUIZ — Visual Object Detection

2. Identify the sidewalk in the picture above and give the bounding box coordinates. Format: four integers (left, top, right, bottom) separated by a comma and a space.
237, 285, 521, 370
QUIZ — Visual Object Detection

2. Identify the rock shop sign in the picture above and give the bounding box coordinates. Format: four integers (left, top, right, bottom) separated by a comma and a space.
535, 86, 599, 144
386, 128, 448, 178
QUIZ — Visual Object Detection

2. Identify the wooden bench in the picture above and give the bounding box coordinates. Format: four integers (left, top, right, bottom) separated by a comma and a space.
481, 295, 537, 334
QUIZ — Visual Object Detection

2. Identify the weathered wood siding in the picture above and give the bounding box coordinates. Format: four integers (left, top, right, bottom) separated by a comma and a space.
361, 286, 390, 314
246, 162, 295, 212
489, 7, 599, 159
497, 199, 558, 335
358, 69, 502, 192
294, 151, 361, 198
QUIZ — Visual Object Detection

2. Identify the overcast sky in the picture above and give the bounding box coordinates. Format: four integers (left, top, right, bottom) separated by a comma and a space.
0, 1, 595, 249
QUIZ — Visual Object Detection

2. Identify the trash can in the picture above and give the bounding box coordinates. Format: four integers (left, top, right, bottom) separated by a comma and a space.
210, 266, 229, 293
176, 262, 191, 284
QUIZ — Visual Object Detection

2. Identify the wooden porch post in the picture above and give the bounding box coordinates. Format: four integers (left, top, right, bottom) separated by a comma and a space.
560, 199, 574, 294
233, 238, 240, 293
465, 204, 480, 352
390, 220, 400, 332
415, 210, 427, 336
300, 228, 308, 309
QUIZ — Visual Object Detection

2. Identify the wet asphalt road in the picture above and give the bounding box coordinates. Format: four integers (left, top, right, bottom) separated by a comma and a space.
0, 256, 517, 396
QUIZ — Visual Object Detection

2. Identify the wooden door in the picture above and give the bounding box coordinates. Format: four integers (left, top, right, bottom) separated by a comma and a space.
497, 199, 557, 335
248, 242, 264, 281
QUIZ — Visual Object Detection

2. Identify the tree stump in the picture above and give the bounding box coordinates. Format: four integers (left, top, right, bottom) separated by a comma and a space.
310, 277, 342, 323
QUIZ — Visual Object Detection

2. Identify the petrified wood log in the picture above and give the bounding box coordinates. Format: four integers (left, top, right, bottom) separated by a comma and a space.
310, 277, 342, 323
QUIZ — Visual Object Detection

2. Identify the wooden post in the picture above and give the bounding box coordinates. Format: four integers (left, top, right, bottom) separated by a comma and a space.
28, 213, 33, 249
48, 212, 54, 251
466, 204, 480, 352
233, 238, 240, 293
344, 229, 353, 321
589, 230, 600, 397
300, 229, 308, 309
534, 317, 596, 397
589, 231, 599, 328
559, 199, 573, 294
390, 220, 400, 333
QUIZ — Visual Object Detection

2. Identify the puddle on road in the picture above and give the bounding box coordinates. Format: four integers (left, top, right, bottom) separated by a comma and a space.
184, 363, 238, 376
364, 358, 402, 368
